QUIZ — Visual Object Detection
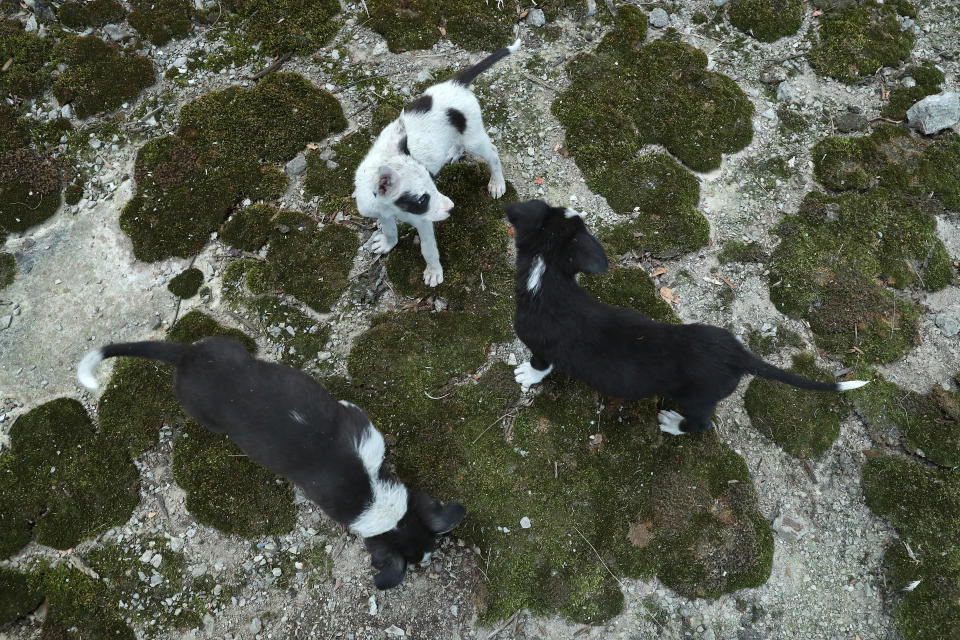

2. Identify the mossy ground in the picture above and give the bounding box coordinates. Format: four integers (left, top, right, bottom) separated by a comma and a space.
366, 0, 513, 53
595, 154, 710, 258
385, 163, 516, 337
745, 324, 804, 357
122, 73, 345, 261
808, 0, 916, 83
579, 266, 680, 324
172, 419, 297, 538
58, 0, 127, 28
718, 240, 768, 265
0, 398, 140, 559
728, 0, 805, 43
52, 36, 156, 119
168, 267, 203, 298
0, 19, 54, 100
1, 148, 61, 235
304, 129, 371, 215
0, 252, 15, 289
848, 368, 960, 467
219, 204, 276, 251
743, 353, 847, 458
338, 300, 771, 623
0, 567, 42, 627
221, 0, 340, 56
128, 0, 195, 46
882, 61, 944, 120
861, 456, 960, 640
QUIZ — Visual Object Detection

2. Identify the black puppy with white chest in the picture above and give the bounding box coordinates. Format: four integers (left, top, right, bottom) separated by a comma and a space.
505, 199, 868, 435
78, 337, 465, 589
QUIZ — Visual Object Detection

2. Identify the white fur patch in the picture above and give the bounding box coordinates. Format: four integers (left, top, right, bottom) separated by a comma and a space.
526, 256, 546, 294
836, 380, 869, 391
339, 399, 360, 410
514, 362, 553, 388
77, 348, 104, 390
658, 410, 686, 436
507, 38, 522, 54
564, 208, 581, 219
289, 409, 306, 424
349, 423, 409, 538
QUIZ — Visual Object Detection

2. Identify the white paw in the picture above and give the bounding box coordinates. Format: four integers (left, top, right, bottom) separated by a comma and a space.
488, 177, 506, 199
514, 362, 553, 389
423, 264, 444, 287
658, 410, 686, 436
369, 232, 397, 254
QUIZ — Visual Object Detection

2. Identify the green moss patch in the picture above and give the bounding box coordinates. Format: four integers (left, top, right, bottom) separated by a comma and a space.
861, 456, 960, 640
554, 6, 753, 175
168, 309, 257, 351
1, 148, 61, 234
58, 0, 127, 28
718, 240, 768, 264
848, 368, 960, 467
340, 309, 771, 623
64, 182, 84, 205
122, 74, 345, 262
746, 324, 804, 357
728, 0, 805, 42
219, 204, 275, 252
221, 0, 340, 56
883, 62, 944, 120
0, 398, 140, 559
168, 267, 203, 298
385, 163, 516, 336
366, 0, 513, 53
0, 252, 15, 289
769, 187, 947, 363
128, 0, 195, 46
52, 36, 155, 119
0, 20, 54, 100
580, 266, 680, 324
304, 129, 371, 215
0, 568, 41, 627
172, 420, 297, 537
808, 0, 916, 83
594, 154, 710, 258
743, 353, 847, 458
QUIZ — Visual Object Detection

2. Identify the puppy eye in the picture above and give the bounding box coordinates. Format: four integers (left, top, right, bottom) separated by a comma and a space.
417, 194, 429, 205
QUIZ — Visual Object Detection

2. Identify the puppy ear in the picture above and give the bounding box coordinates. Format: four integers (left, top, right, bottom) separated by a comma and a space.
414, 494, 467, 534
570, 230, 608, 274
505, 200, 547, 227
370, 546, 407, 590
377, 166, 399, 197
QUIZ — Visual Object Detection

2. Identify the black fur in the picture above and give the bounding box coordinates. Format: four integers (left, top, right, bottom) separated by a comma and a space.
446, 108, 467, 134
399, 135, 410, 155
453, 43, 515, 86
83, 337, 466, 588
506, 200, 852, 434
406, 94, 432, 113
394, 191, 430, 215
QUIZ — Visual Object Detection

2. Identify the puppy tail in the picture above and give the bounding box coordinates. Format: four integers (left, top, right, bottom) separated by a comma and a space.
78, 341, 187, 389
747, 355, 869, 393
451, 38, 521, 87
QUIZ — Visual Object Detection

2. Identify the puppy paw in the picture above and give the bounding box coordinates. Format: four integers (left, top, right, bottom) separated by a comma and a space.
658, 410, 686, 436
369, 232, 397, 254
488, 177, 507, 199
514, 362, 553, 389
423, 264, 444, 287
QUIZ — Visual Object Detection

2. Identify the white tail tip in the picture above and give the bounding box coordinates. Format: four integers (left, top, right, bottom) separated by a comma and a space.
78, 348, 105, 389
508, 38, 522, 54
837, 380, 869, 391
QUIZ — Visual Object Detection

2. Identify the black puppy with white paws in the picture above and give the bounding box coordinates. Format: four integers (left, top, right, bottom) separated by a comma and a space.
505, 199, 868, 435
78, 337, 465, 589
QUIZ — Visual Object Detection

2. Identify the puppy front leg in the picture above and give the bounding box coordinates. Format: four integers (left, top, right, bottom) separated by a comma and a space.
413, 219, 443, 287
369, 216, 398, 254
514, 355, 553, 389
464, 130, 507, 198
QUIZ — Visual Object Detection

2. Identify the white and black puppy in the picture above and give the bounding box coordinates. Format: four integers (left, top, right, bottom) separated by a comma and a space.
505, 199, 869, 435
354, 39, 520, 287
78, 337, 465, 589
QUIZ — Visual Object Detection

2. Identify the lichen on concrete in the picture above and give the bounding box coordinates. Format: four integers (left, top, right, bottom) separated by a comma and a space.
385, 163, 516, 336
168, 267, 204, 298
172, 419, 297, 538
0, 398, 140, 559
51, 36, 156, 119
861, 455, 960, 640
728, 0, 805, 43
366, 0, 513, 53
128, 0, 195, 46
743, 353, 847, 458
808, 0, 916, 83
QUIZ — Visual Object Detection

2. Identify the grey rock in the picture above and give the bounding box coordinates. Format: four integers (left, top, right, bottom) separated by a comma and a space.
60, 104, 72, 119
836, 112, 867, 133
935, 314, 960, 337
0, 315, 12, 330
285, 154, 308, 177
149, 572, 163, 587
415, 69, 433, 84
649, 8, 669, 28
760, 65, 787, 85
173, 56, 189, 69
713, 0, 729, 5
325, 159, 339, 170
772, 512, 807, 542
761, 107, 777, 120
249, 618, 262, 636
907, 92, 960, 134
103, 24, 129, 41
776, 81, 794, 102
526, 8, 546, 27
203, 614, 215, 635
902, 76, 916, 88
25, 16, 38, 32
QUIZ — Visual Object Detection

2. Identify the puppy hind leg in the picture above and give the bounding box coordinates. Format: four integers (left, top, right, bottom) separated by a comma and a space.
464, 129, 507, 198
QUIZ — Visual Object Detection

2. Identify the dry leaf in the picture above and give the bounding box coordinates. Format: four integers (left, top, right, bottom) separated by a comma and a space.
659, 286, 675, 303
438, 25, 447, 37
628, 520, 654, 548
812, 9, 823, 16
534, 177, 544, 185
306, 142, 319, 150
650, 267, 667, 277
2, 58, 12, 73
519, 7, 530, 19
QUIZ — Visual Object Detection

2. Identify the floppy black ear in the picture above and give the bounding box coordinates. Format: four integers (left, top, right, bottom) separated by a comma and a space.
370, 546, 407, 590
568, 229, 608, 274
413, 493, 467, 534
505, 199, 548, 228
